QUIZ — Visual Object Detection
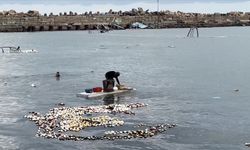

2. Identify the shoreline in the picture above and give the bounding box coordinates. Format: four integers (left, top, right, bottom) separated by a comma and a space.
0, 9, 250, 32
0, 25, 248, 34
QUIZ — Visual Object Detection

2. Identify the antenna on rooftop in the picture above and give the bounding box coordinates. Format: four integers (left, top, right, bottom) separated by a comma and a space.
157, 0, 160, 28
157, 0, 159, 12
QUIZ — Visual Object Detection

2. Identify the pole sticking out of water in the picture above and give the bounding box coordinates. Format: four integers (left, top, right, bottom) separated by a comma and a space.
187, 27, 199, 37
187, 13, 199, 37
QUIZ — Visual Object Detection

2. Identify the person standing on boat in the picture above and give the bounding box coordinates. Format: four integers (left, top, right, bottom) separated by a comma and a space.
103, 71, 120, 92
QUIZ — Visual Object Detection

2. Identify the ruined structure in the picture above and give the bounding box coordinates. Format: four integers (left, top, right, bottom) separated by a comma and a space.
0, 9, 250, 32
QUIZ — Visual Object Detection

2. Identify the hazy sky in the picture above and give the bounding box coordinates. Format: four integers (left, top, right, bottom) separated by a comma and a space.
0, 0, 250, 14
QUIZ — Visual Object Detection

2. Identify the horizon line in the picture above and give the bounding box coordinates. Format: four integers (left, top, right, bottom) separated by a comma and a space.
0, 1, 250, 14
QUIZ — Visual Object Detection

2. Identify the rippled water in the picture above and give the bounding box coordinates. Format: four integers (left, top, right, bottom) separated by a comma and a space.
1, 27, 250, 150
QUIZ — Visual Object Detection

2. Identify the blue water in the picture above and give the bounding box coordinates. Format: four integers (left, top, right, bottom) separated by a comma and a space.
1, 27, 250, 150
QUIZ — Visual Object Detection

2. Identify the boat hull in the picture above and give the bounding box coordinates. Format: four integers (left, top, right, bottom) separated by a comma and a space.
76, 88, 135, 99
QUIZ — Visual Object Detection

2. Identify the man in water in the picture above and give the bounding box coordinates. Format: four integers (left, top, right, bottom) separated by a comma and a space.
103, 71, 120, 92
55, 72, 60, 78
55, 72, 60, 80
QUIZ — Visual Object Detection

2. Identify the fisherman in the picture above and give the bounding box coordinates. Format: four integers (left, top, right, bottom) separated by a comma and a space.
103, 71, 120, 92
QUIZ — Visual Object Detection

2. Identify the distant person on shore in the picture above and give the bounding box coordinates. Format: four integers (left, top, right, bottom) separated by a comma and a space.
17, 46, 20, 50
103, 71, 120, 92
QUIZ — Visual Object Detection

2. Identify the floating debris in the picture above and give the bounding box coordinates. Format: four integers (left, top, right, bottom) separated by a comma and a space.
245, 143, 250, 147
168, 45, 175, 48
104, 124, 176, 139
57, 103, 65, 106
34, 123, 176, 141
212, 96, 221, 99
134, 123, 147, 127
24, 103, 175, 141
31, 83, 36, 87
53, 123, 176, 141
234, 89, 239, 92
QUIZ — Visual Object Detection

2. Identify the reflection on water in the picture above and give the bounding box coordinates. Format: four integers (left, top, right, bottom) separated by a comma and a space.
103, 95, 120, 105
103, 95, 115, 105
55, 76, 60, 81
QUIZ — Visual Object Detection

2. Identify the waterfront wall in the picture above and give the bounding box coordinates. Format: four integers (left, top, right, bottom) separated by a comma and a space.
0, 9, 250, 32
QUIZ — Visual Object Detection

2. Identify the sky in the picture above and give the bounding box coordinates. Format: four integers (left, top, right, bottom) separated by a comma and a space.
0, 0, 250, 14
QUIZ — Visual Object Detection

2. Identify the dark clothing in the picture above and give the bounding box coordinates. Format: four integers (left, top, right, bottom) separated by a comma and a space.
105, 71, 120, 85
55, 72, 60, 77
103, 71, 120, 92
105, 71, 117, 79
103, 79, 115, 92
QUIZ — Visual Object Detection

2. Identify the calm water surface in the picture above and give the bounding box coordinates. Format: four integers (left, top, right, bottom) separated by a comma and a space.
1, 27, 250, 150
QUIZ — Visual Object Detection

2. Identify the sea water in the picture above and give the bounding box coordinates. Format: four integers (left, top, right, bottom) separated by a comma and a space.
0, 27, 250, 150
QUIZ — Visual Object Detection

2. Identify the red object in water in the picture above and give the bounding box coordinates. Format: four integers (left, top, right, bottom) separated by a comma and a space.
93, 87, 103, 92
